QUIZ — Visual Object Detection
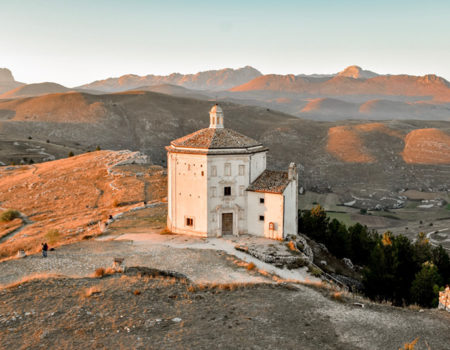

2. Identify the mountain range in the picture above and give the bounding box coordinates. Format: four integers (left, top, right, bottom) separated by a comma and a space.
1, 65, 449, 121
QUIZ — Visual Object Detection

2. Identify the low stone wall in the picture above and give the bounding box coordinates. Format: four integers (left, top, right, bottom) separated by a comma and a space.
438, 286, 450, 312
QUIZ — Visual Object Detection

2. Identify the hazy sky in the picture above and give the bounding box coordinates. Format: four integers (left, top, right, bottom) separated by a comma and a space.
1, 0, 449, 87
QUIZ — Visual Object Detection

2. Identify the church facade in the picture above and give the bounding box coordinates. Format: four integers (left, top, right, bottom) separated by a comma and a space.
166, 105, 298, 240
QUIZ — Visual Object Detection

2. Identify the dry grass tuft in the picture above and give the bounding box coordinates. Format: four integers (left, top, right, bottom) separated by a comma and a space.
159, 227, 174, 235
94, 267, 105, 278
287, 241, 297, 251
246, 262, 256, 271
332, 291, 343, 302
105, 267, 117, 275
84, 286, 102, 297
399, 337, 419, 350
187, 282, 257, 293
92, 267, 119, 278
0, 273, 64, 290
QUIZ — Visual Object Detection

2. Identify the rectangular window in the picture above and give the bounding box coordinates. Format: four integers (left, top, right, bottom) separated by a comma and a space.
239, 165, 245, 176
211, 165, 217, 177
259, 215, 264, 221
224, 186, 231, 196
239, 186, 245, 196
224, 163, 231, 176
186, 217, 194, 226
260, 198, 264, 204
211, 187, 217, 198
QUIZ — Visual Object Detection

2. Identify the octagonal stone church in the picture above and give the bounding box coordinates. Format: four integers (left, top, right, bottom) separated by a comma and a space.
166, 105, 298, 239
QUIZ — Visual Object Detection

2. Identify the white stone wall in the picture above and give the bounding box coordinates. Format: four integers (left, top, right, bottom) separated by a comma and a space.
167, 147, 291, 239
283, 179, 298, 236
167, 152, 208, 236
247, 191, 284, 239
206, 154, 252, 236
249, 152, 267, 183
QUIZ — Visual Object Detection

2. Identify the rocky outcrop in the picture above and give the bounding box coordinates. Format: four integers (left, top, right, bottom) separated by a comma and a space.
235, 240, 310, 269
0, 68, 24, 94
0, 68, 15, 82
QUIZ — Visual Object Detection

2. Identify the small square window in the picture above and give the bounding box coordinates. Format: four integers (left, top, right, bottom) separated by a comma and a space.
224, 186, 231, 196
259, 215, 264, 221
259, 198, 264, 204
201, 171, 204, 176
186, 217, 194, 226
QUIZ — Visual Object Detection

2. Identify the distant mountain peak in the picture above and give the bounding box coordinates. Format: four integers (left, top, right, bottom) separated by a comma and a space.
79, 66, 263, 92
338, 65, 378, 79
0, 68, 15, 82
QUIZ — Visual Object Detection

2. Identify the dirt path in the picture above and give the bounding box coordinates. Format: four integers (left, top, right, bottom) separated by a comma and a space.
113, 233, 319, 283
427, 228, 450, 250
0, 239, 272, 287
0, 210, 33, 244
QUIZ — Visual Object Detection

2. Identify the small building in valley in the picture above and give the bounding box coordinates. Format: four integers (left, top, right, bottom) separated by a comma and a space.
166, 105, 298, 239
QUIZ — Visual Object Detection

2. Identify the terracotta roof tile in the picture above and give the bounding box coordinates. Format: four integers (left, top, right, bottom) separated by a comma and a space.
171, 128, 261, 149
247, 170, 290, 194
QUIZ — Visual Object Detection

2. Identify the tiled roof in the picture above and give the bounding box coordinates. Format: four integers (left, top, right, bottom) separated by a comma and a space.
171, 128, 262, 149
247, 170, 291, 194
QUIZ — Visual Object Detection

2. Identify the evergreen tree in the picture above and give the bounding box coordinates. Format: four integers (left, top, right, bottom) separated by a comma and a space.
432, 245, 450, 285
410, 262, 442, 307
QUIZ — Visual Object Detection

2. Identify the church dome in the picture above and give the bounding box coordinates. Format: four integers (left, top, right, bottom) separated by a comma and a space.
166, 105, 268, 154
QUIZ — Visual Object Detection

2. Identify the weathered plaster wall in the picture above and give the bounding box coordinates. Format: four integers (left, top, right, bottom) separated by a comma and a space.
283, 179, 298, 236
167, 152, 208, 236
247, 191, 284, 239
207, 154, 251, 236
249, 152, 267, 183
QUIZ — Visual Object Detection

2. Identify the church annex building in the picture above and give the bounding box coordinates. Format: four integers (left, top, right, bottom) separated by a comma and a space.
166, 105, 298, 240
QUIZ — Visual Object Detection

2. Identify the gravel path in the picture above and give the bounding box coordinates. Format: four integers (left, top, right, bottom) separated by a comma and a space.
0, 239, 272, 286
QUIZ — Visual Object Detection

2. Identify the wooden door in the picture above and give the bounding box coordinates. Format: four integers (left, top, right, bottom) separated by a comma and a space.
222, 213, 233, 235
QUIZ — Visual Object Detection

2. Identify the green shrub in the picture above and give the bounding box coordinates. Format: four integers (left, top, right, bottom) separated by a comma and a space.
45, 229, 60, 245
308, 266, 323, 277
68, 151, 74, 157
0, 209, 20, 222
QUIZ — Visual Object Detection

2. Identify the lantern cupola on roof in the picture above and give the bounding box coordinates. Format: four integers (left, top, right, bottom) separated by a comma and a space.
209, 104, 224, 129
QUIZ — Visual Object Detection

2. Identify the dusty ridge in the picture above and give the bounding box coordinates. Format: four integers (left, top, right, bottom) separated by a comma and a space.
0, 82, 71, 99
0, 150, 166, 259
326, 126, 375, 163
0, 92, 106, 123
326, 123, 405, 163
402, 128, 450, 164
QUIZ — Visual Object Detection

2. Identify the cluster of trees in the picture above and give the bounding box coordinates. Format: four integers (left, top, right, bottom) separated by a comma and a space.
299, 205, 450, 307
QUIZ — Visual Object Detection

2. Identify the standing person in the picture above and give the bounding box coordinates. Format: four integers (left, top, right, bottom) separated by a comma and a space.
42, 242, 48, 258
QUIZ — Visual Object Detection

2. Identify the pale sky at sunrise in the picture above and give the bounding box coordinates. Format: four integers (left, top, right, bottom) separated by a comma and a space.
1, 0, 449, 87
